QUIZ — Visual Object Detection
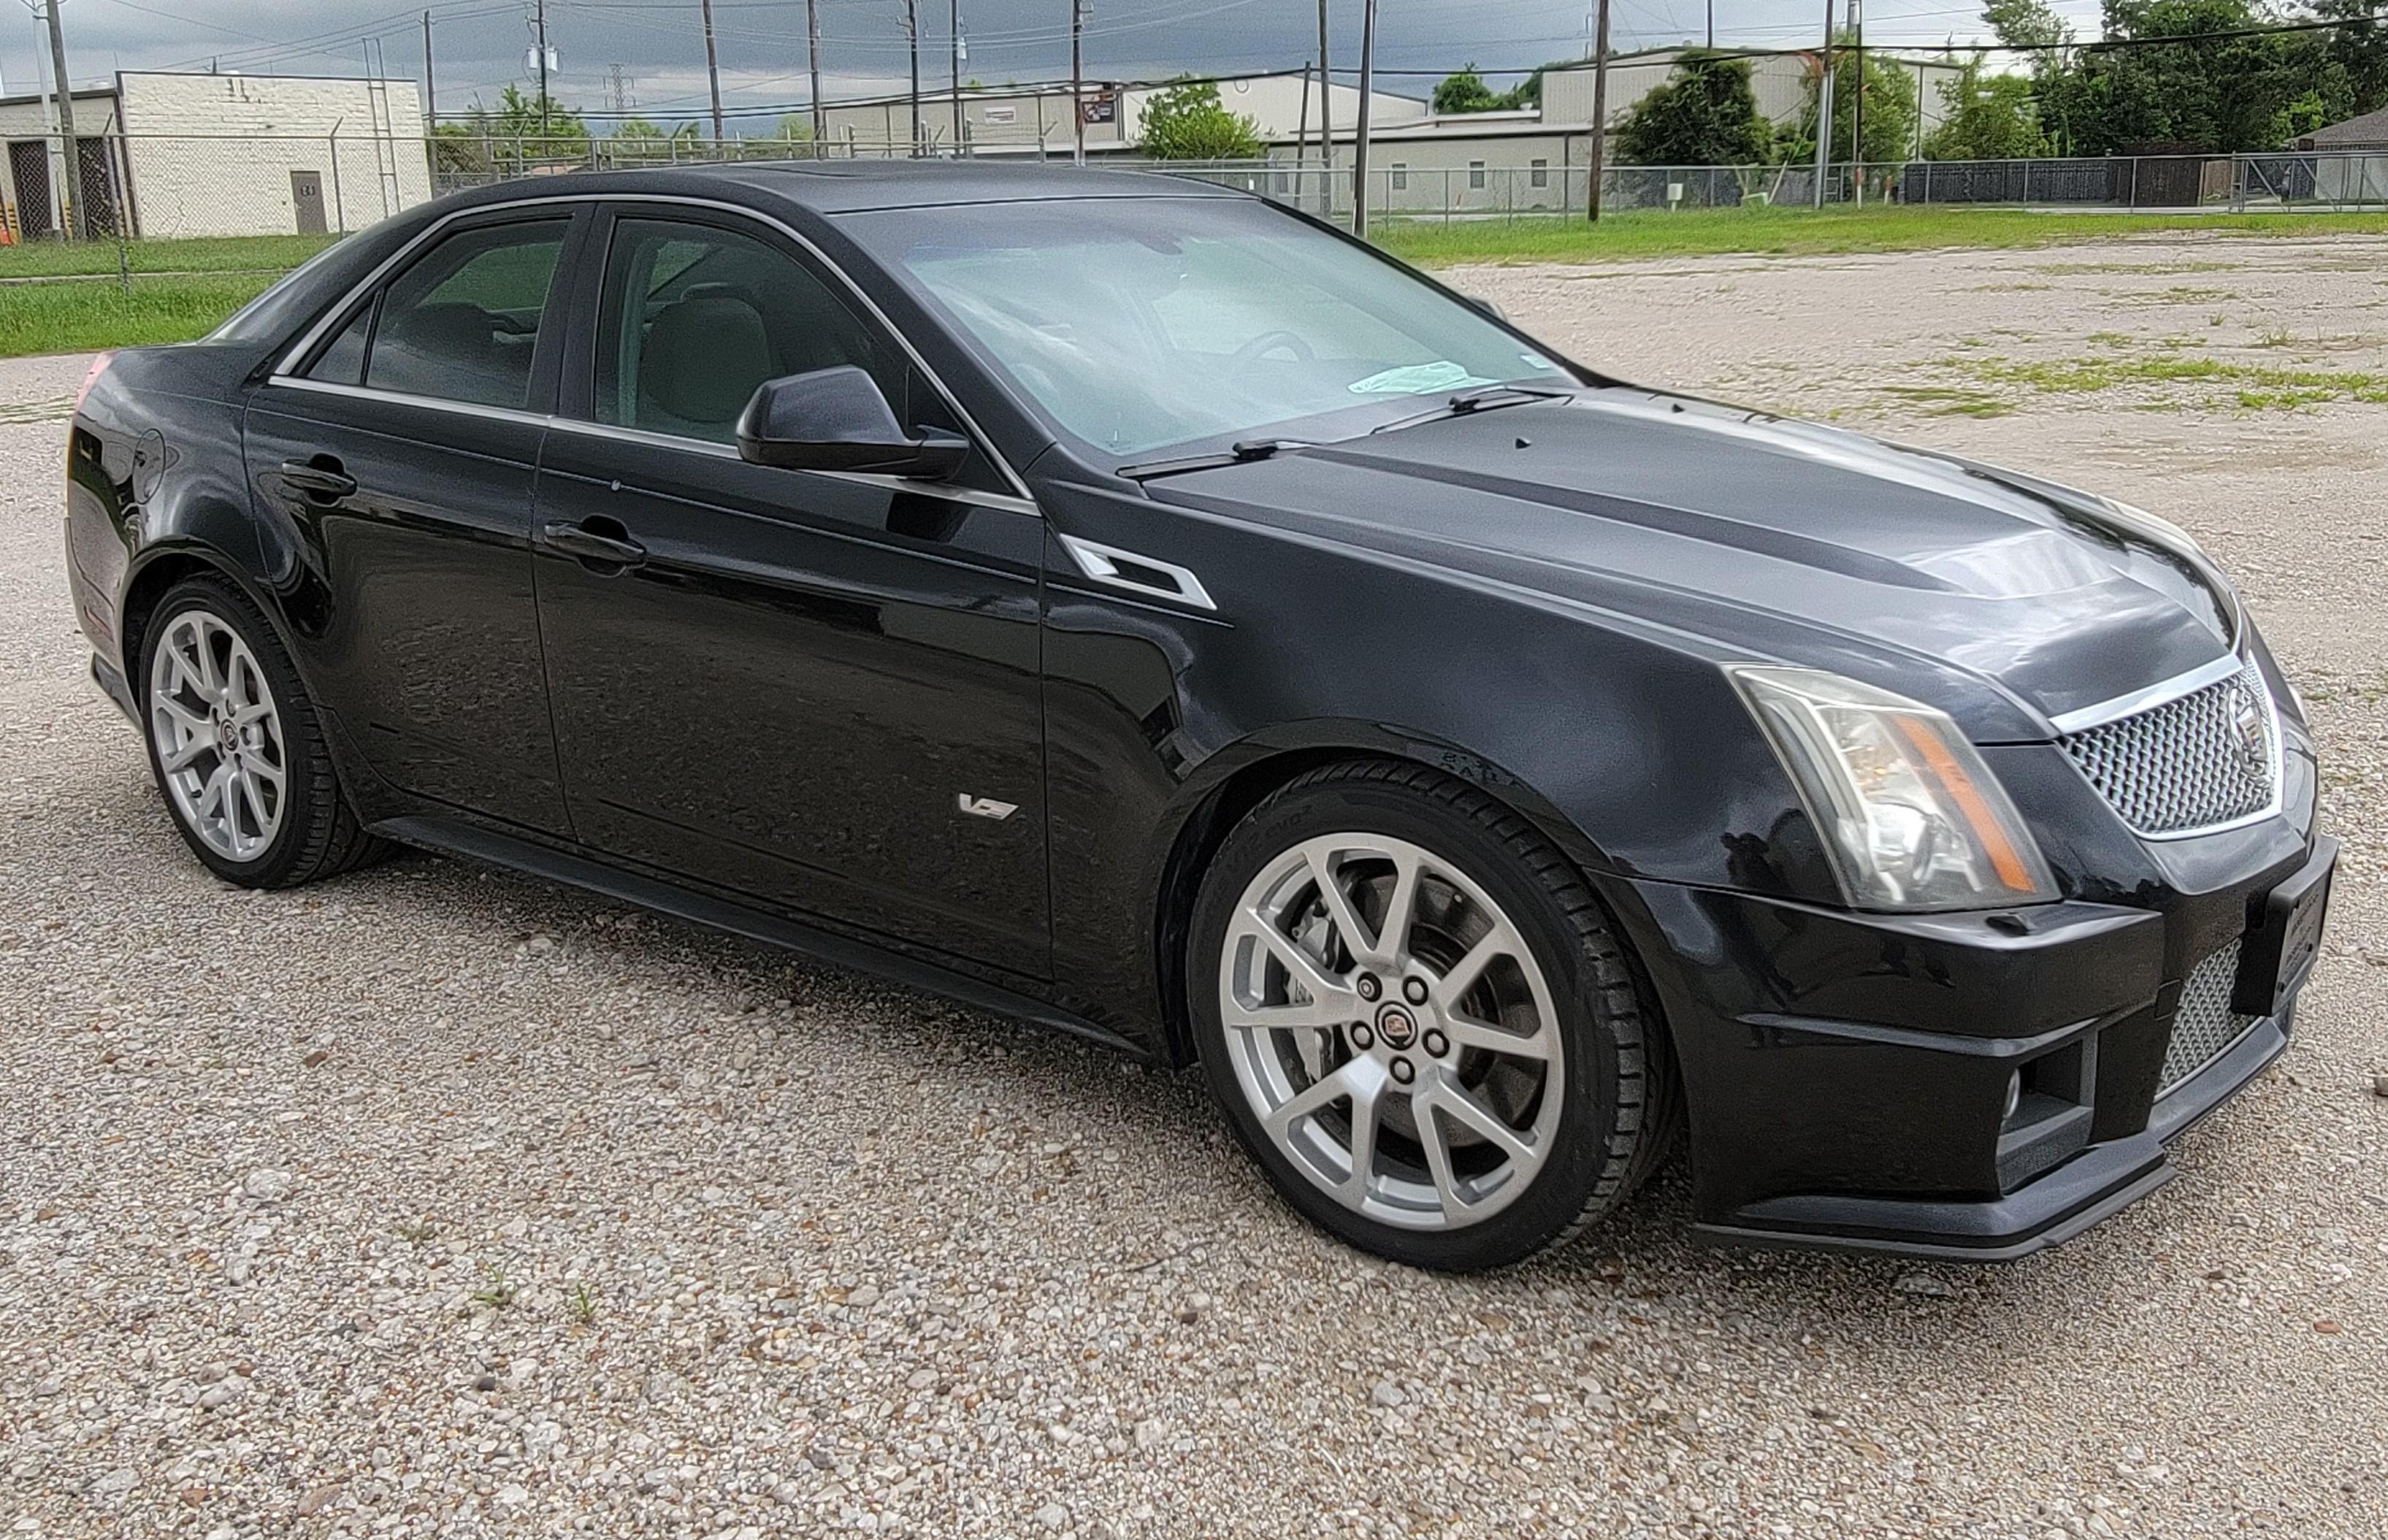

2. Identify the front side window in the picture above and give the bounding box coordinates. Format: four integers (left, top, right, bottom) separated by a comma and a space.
846, 196, 1569, 459
347, 219, 568, 408
591, 216, 902, 443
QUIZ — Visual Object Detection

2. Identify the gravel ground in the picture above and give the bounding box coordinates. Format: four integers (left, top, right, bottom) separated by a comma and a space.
4, 234, 2386, 1539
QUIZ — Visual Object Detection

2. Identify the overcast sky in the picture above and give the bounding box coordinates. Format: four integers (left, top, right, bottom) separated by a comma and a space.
7, 0, 2110, 126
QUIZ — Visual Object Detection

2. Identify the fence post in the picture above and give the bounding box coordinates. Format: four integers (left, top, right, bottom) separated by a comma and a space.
110, 130, 129, 293
329, 129, 347, 234
2020, 158, 2030, 207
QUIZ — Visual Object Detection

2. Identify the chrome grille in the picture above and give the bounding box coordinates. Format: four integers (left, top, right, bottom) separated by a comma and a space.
2060, 662, 2278, 837
2160, 941, 2259, 1096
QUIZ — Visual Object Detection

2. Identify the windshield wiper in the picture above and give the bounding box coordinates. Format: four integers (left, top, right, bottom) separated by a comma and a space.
1117, 437, 1314, 482
1368, 383, 1574, 437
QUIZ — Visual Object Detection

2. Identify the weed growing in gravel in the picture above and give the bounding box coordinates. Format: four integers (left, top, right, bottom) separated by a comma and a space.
1875, 384, 2015, 418
570, 1283, 600, 1325
472, 1261, 520, 1309
1948, 353, 2388, 410
396, 1217, 437, 1245
2255, 326, 2297, 348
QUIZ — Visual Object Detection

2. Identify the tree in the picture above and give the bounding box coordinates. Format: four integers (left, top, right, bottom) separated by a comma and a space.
605, 117, 675, 165
1614, 53, 1773, 165
1433, 65, 1528, 114
1783, 36, 1918, 165
1924, 58, 2052, 158
2066, 0, 2342, 153
1136, 77, 1263, 159
2318, 0, 2388, 119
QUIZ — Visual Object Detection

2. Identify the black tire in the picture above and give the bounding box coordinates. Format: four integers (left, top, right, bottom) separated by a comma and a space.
137, 575, 387, 889
1190, 759, 1675, 1271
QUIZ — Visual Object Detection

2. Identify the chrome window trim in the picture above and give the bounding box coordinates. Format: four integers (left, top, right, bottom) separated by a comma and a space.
540, 415, 1040, 516
2046, 650, 2246, 737
263, 374, 553, 429
266, 188, 1038, 507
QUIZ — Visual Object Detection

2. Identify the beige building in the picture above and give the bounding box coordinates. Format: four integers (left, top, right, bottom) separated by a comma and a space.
1239, 47, 1973, 217
816, 73, 1426, 158
3, 70, 431, 241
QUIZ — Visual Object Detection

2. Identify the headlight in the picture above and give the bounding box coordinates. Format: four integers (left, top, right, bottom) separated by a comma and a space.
1731, 666, 2058, 912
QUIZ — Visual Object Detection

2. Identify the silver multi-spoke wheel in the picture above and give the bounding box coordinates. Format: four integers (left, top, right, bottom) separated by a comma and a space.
1220, 833, 1564, 1232
148, 608, 288, 862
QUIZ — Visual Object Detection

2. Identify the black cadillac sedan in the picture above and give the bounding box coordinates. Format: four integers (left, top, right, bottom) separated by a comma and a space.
64, 164, 2330, 1271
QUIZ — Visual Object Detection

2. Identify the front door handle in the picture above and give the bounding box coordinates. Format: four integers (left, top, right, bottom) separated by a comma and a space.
542, 518, 648, 571
278, 458, 357, 501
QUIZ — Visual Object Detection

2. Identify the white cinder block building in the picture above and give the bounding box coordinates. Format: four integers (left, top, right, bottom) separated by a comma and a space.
2, 70, 432, 241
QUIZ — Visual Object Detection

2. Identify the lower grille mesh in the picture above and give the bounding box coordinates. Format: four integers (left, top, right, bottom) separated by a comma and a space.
2161, 941, 2260, 1096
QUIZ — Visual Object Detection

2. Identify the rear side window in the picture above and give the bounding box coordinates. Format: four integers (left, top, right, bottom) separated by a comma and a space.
311, 219, 568, 410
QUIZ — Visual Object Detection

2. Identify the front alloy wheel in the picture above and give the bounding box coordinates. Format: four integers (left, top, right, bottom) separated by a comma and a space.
1193, 760, 1674, 1271
1220, 832, 1564, 1231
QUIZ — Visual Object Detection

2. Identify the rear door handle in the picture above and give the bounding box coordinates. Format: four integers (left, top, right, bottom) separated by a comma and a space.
278, 459, 357, 500
541, 518, 648, 570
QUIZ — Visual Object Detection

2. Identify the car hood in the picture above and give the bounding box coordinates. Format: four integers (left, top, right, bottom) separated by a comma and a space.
1141, 388, 2239, 740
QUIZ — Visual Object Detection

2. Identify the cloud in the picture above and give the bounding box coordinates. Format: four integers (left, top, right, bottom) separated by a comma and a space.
9, 0, 2025, 129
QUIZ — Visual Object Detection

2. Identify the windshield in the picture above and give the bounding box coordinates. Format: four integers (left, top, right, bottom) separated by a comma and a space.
843, 196, 1572, 459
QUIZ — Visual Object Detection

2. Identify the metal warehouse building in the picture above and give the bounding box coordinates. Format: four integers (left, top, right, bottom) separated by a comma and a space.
1, 70, 431, 241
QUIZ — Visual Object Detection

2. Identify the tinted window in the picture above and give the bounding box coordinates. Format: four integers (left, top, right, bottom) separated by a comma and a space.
851, 196, 1568, 458
364, 220, 567, 409
305, 301, 372, 386
592, 217, 902, 443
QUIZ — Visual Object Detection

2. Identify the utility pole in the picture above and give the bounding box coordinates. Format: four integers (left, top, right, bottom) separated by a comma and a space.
806, 0, 823, 148
43, 0, 80, 238
1850, 0, 1864, 204
1070, 0, 1084, 165
1706, 0, 1713, 49
534, 0, 551, 139
1315, 0, 1332, 218
1586, 0, 1611, 222
423, 10, 436, 126
906, 0, 921, 156
949, 0, 962, 158
1350, 0, 1374, 237
700, 0, 723, 144
1812, 0, 1835, 209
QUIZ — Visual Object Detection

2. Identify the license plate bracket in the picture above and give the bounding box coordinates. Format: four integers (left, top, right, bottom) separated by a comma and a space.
2232, 834, 2337, 1018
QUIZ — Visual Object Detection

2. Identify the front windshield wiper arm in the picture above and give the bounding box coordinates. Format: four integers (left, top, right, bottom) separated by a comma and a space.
1368, 383, 1575, 437
1117, 437, 1315, 482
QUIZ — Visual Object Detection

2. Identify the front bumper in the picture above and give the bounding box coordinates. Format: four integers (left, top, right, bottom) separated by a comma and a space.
1615, 828, 2332, 1262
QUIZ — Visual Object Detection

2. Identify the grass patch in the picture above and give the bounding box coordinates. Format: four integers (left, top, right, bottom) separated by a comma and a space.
1951, 351, 2388, 408
0, 272, 280, 358
0, 231, 339, 279
1377, 204, 2388, 266
1877, 383, 2015, 418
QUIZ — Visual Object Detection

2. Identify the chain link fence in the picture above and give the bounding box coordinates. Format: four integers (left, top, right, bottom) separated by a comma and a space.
5, 131, 2385, 261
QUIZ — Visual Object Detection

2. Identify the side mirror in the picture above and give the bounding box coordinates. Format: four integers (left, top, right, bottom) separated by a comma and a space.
735, 365, 970, 479
1461, 292, 1509, 322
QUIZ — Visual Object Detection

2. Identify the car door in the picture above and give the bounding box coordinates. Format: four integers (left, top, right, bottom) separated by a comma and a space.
532, 204, 1049, 981
243, 207, 583, 836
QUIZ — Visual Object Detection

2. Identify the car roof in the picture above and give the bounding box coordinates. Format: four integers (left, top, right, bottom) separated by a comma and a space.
440, 160, 1251, 218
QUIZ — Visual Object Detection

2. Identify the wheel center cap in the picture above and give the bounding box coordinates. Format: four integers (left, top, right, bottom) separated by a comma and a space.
1374, 1004, 1418, 1051
216, 719, 240, 754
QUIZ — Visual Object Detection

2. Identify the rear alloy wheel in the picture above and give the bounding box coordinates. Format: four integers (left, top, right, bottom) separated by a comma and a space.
149, 608, 287, 863
139, 576, 386, 888
1193, 761, 1672, 1271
